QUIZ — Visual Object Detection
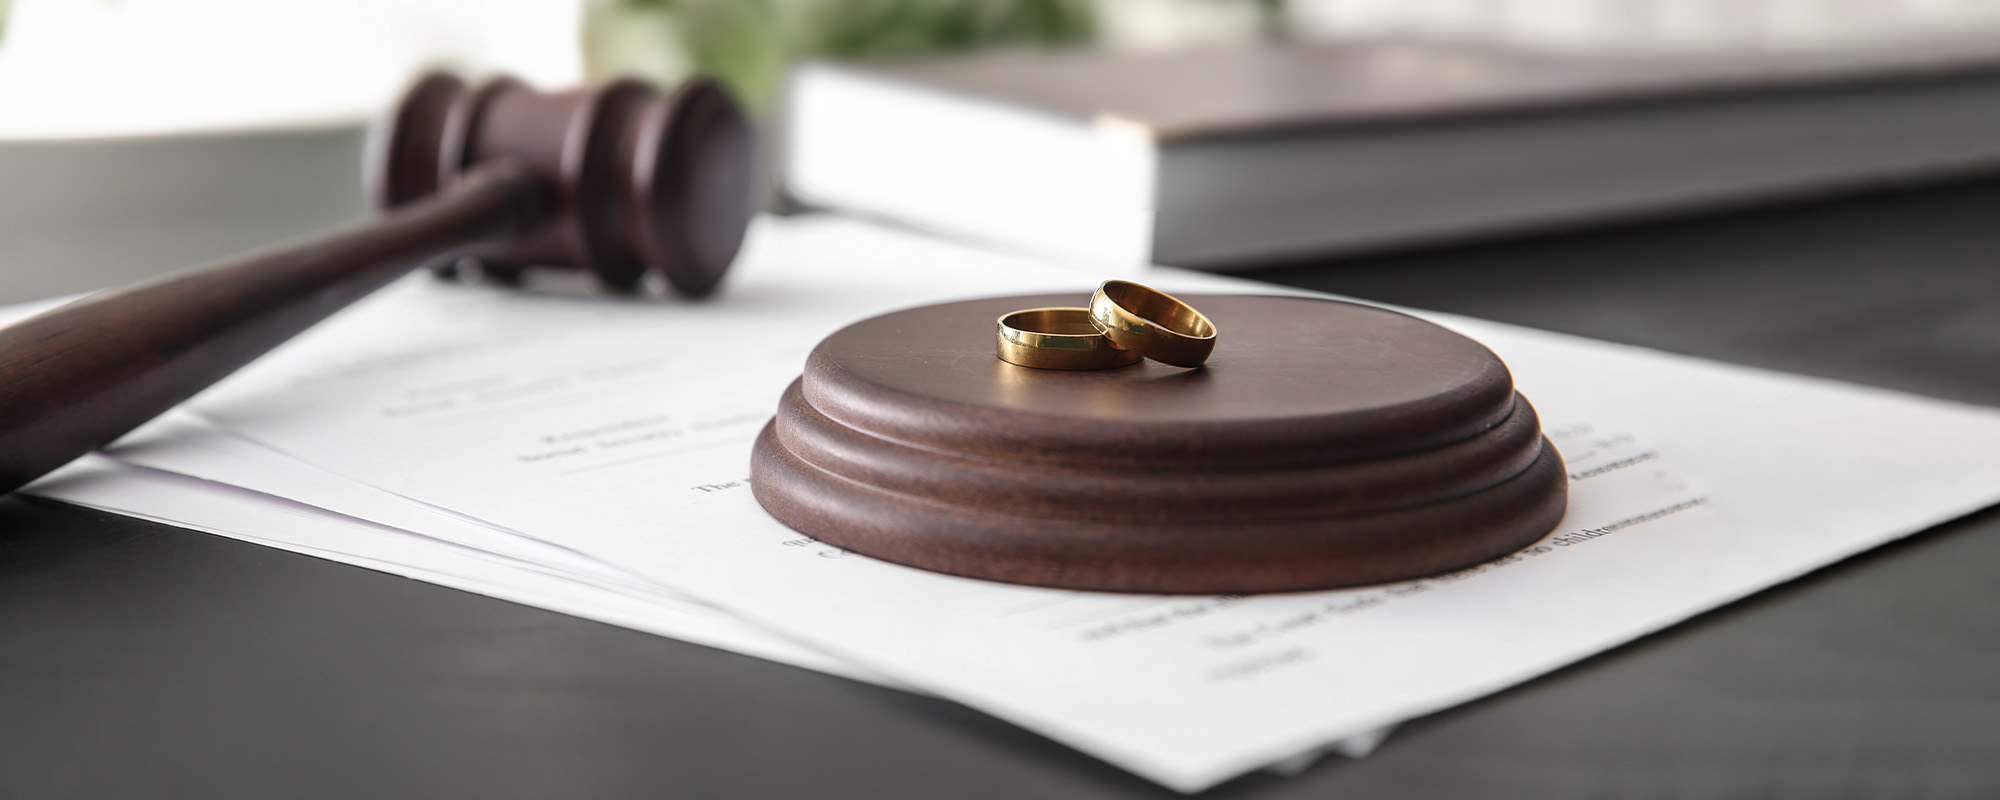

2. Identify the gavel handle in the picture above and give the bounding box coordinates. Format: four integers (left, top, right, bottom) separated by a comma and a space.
0, 161, 549, 494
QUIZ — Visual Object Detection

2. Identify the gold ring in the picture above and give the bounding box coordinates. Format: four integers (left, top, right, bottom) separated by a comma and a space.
1087, 281, 1217, 368
996, 307, 1142, 371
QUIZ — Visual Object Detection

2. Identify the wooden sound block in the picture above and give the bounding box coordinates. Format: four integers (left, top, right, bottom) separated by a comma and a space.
751, 293, 1568, 593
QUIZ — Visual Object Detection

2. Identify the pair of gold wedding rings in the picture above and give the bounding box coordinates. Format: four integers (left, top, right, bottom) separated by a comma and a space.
996, 281, 1218, 370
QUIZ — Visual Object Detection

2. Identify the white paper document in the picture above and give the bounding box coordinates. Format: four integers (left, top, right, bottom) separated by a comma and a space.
40, 408, 1397, 774
26, 216, 2000, 791
36, 453, 893, 684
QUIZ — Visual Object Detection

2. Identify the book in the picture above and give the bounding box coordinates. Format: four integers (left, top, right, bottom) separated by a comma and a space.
783, 37, 2000, 271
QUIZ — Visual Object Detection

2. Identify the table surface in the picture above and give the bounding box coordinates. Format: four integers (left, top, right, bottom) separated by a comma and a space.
2, 127, 1997, 799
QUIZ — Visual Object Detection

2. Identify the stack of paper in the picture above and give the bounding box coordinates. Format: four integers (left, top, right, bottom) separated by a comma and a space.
21, 216, 2000, 792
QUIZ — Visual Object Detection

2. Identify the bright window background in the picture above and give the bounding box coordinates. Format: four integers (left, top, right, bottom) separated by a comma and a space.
3, 0, 2000, 140
0, 0, 584, 139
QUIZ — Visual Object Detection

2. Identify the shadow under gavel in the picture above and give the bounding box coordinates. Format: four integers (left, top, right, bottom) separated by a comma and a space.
0, 72, 759, 495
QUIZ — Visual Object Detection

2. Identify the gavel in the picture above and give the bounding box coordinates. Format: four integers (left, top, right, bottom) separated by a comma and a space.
0, 73, 759, 494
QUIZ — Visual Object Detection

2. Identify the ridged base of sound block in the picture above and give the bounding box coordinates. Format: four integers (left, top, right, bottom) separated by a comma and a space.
749, 293, 1569, 593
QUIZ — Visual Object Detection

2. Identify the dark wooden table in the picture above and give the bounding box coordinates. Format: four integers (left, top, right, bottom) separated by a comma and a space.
3, 127, 1997, 799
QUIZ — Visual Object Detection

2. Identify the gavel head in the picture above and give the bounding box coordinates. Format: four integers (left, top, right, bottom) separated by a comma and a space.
370, 72, 758, 297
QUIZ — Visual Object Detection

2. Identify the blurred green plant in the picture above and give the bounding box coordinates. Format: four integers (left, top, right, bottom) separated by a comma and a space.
0, 0, 12, 50
587, 0, 1097, 111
